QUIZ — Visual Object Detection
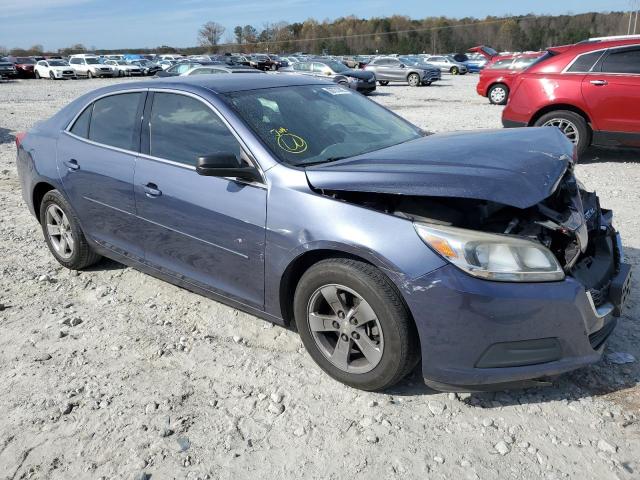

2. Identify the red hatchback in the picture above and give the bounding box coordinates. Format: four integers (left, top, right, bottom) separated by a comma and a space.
502, 35, 640, 154
476, 53, 543, 105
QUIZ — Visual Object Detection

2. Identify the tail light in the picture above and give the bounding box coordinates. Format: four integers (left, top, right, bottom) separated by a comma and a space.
15, 131, 27, 148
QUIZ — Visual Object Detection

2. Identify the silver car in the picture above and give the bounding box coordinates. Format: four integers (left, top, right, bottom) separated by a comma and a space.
363, 56, 441, 87
423, 55, 468, 75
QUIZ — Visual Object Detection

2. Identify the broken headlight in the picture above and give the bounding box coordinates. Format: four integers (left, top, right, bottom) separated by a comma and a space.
414, 223, 565, 282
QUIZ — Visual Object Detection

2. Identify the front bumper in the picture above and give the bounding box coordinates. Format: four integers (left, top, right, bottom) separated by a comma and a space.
402, 252, 630, 392
502, 118, 527, 128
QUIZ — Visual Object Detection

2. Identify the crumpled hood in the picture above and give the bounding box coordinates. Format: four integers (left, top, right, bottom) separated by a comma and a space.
305, 127, 575, 209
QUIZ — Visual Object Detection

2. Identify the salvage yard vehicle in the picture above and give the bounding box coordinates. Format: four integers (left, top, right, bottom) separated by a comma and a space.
423, 55, 468, 75
68, 56, 115, 78
364, 56, 440, 86
16, 75, 631, 392
476, 53, 543, 105
155, 61, 222, 77
502, 35, 640, 154
182, 65, 263, 75
34, 59, 77, 80
7, 56, 37, 78
0, 57, 18, 79
283, 59, 377, 94
104, 60, 143, 76
128, 59, 162, 76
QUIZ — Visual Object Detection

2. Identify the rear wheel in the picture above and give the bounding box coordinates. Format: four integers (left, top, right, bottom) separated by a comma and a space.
450, 66, 459, 75
534, 110, 591, 156
488, 83, 509, 105
378, 80, 389, 86
294, 258, 419, 391
39, 190, 102, 270
407, 73, 420, 87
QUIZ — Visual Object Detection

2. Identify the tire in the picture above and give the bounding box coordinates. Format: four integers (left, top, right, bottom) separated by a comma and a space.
39, 190, 102, 270
534, 110, 591, 156
87, 70, 93, 79
35, 70, 41, 79
450, 66, 459, 75
488, 83, 509, 105
271, 64, 277, 71
378, 80, 389, 86
49, 71, 56, 80
293, 258, 419, 391
407, 73, 420, 87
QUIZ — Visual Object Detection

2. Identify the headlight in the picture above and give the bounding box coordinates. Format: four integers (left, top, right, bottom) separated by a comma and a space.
414, 223, 564, 282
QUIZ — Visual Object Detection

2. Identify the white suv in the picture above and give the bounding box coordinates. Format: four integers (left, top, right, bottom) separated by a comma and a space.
68, 56, 115, 78
35, 59, 77, 80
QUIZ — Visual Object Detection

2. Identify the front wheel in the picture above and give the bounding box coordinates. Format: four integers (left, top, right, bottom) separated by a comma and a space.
49, 71, 56, 80
35, 70, 41, 79
294, 258, 419, 391
87, 70, 93, 79
488, 83, 509, 105
450, 66, 459, 75
39, 190, 102, 270
534, 110, 591, 156
407, 73, 420, 87
378, 80, 389, 86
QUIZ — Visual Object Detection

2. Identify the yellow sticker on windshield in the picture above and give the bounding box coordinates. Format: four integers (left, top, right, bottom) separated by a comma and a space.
271, 127, 308, 154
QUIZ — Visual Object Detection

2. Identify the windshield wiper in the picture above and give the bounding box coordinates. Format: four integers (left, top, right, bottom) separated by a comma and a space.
298, 156, 347, 167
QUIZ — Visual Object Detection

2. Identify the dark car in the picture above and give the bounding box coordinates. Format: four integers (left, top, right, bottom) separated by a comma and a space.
130, 59, 162, 76
364, 56, 441, 86
283, 59, 376, 94
249, 54, 276, 71
0, 57, 18, 79
7, 56, 36, 78
15, 75, 631, 392
155, 61, 222, 77
183, 65, 264, 76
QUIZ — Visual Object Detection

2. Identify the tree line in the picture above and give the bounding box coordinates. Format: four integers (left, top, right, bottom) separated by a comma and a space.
1, 11, 632, 57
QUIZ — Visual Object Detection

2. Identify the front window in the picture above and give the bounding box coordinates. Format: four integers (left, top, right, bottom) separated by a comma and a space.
49, 60, 67, 66
86, 58, 99, 64
223, 85, 423, 167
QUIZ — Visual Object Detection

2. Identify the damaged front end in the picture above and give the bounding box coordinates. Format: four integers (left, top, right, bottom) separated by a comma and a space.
312, 164, 631, 319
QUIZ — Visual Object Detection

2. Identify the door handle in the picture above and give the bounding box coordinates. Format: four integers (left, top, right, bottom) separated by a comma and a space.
590, 80, 608, 86
143, 182, 162, 197
64, 159, 79, 171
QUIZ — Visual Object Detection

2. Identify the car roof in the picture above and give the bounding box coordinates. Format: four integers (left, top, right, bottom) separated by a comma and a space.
99, 73, 333, 95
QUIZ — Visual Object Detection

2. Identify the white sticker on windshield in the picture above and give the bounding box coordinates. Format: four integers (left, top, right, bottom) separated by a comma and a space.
322, 86, 351, 95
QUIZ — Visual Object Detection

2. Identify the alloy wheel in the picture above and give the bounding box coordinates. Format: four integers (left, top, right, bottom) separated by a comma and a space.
306, 284, 384, 374
45, 204, 74, 259
542, 118, 580, 145
408, 74, 420, 87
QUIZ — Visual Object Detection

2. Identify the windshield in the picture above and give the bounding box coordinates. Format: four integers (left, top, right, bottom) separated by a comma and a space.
49, 60, 67, 66
324, 61, 348, 72
16, 57, 36, 64
223, 85, 423, 167
86, 58, 100, 64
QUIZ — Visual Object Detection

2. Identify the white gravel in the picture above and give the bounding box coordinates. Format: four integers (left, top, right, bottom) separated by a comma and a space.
0, 75, 639, 479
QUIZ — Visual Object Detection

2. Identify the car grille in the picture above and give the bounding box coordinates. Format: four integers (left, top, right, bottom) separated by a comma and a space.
63, 71, 74, 75
99, 68, 110, 72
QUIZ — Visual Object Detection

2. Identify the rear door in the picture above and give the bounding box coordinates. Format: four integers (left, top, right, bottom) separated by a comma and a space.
58, 90, 146, 258
134, 91, 267, 308
581, 46, 640, 138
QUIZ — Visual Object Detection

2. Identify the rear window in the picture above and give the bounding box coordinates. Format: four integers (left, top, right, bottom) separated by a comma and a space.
70, 106, 92, 138
601, 48, 640, 74
89, 93, 142, 150
567, 50, 604, 73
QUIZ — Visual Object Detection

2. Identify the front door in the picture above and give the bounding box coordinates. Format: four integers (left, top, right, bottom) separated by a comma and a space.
134, 91, 267, 308
58, 91, 146, 258
582, 46, 640, 136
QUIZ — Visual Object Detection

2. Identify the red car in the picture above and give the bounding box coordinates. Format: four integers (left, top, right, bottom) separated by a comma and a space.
502, 35, 640, 154
7, 56, 37, 78
476, 53, 544, 105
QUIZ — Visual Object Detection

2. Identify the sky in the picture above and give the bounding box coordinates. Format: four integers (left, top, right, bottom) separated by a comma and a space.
0, 0, 633, 51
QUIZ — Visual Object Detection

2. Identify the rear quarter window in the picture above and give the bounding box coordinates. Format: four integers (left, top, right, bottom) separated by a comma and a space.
566, 50, 604, 73
70, 105, 92, 138
88, 93, 142, 150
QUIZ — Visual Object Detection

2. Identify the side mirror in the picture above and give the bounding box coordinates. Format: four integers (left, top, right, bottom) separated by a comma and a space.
399, 64, 405, 68
196, 153, 261, 182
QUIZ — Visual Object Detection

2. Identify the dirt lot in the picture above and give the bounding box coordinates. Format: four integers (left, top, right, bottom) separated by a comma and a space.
0, 74, 639, 480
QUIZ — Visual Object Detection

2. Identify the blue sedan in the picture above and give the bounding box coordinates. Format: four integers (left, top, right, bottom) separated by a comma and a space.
16, 75, 631, 391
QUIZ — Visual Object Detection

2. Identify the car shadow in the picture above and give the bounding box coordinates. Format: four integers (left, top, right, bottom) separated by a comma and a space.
83, 257, 127, 272
387, 245, 639, 407
580, 146, 640, 164
0, 128, 15, 145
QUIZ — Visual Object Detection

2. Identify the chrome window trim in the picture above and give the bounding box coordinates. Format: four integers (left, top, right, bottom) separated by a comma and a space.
561, 43, 640, 74
62, 87, 267, 187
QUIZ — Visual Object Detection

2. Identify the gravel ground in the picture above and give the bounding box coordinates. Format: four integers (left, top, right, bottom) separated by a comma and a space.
0, 75, 639, 480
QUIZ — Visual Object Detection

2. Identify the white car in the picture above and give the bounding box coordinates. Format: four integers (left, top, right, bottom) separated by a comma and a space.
34, 59, 76, 80
68, 56, 115, 78
104, 60, 143, 77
